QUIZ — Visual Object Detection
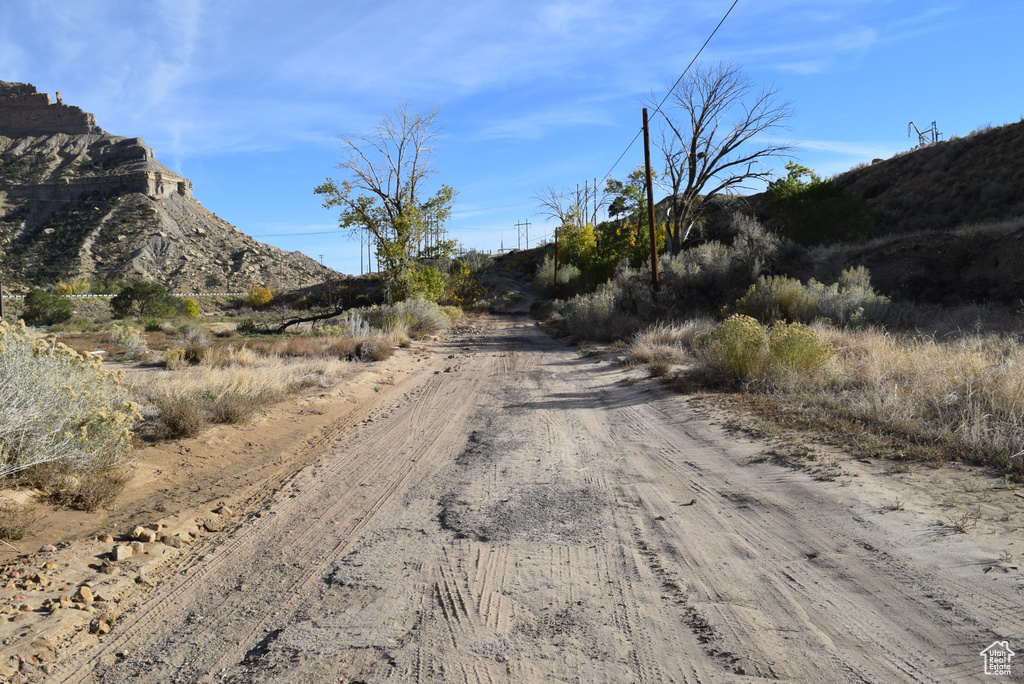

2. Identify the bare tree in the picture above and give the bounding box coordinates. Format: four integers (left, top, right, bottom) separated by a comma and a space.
534, 183, 610, 230
534, 186, 575, 228
316, 103, 456, 300
656, 62, 793, 254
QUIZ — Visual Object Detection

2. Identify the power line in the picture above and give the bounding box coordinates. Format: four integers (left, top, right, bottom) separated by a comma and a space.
647, 0, 739, 125
598, 0, 740, 188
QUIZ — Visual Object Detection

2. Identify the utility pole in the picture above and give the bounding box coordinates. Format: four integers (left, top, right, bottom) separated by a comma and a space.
642, 108, 660, 298
0, 281, 5, 322
553, 225, 559, 299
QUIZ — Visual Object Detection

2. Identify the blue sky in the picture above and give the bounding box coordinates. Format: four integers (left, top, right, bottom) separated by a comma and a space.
2, 1, 1022, 275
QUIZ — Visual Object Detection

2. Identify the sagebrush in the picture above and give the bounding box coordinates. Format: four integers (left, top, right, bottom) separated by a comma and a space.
0, 320, 140, 483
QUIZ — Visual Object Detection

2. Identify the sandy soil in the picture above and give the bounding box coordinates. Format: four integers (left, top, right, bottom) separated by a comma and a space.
4, 316, 1024, 682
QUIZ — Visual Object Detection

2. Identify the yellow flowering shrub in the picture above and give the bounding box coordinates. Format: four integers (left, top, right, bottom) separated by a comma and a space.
703, 314, 768, 380
0, 320, 140, 482
181, 297, 202, 318
768, 321, 834, 372
701, 315, 834, 383
441, 263, 485, 307
247, 285, 274, 308
55, 278, 91, 295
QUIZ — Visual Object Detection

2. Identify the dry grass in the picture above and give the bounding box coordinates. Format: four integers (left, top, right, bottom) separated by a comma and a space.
208, 393, 262, 425
132, 326, 398, 442
129, 354, 356, 441
687, 322, 1024, 475
816, 328, 1024, 471
358, 337, 394, 362
648, 359, 672, 377
0, 499, 37, 540
151, 396, 208, 439
179, 326, 212, 363
242, 336, 364, 361
625, 319, 713, 368
44, 465, 134, 511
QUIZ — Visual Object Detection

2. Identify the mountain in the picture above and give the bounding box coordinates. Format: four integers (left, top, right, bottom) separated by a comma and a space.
0, 81, 332, 291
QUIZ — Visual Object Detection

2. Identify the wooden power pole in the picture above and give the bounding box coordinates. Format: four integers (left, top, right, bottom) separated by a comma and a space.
642, 108, 660, 298
553, 226, 558, 299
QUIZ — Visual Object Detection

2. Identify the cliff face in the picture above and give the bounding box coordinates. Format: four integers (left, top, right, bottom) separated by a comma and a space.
0, 82, 331, 291
0, 81, 102, 137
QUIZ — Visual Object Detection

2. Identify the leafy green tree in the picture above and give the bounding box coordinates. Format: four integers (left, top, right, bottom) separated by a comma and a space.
600, 168, 666, 271
315, 104, 457, 302
766, 161, 871, 245
765, 162, 821, 202
110, 281, 176, 319
21, 289, 72, 326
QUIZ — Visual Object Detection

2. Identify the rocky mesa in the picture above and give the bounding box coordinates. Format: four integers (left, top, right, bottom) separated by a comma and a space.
0, 82, 331, 291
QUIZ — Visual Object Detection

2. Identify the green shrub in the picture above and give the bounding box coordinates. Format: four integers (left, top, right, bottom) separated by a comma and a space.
442, 263, 485, 306
407, 265, 448, 302
310, 324, 344, 338
440, 305, 464, 322
236, 318, 258, 335
164, 348, 188, 370
486, 290, 525, 313
766, 162, 872, 245
361, 299, 451, 338
49, 316, 98, 333
21, 289, 73, 327
107, 322, 147, 351
561, 287, 626, 341
0, 320, 139, 481
734, 275, 819, 324
735, 267, 891, 327
111, 281, 177, 319
534, 256, 584, 298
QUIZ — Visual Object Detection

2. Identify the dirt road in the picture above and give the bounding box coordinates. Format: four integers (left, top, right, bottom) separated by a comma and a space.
50, 318, 1024, 682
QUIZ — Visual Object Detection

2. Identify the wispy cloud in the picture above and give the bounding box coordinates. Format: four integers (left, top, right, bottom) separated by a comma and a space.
796, 138, 903, 159
474, 101, 619, 141
725, 3, 960, 75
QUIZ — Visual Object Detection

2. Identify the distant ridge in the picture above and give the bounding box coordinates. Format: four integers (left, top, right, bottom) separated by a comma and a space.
0, 82, 333, 291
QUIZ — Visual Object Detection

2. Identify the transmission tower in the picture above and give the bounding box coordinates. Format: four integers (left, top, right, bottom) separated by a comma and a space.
515, 220, 531, 250
908, 121, 942, 147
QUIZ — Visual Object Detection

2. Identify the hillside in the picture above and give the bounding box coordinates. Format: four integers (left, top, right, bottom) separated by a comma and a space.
673, 119, 1024, 305
839, 121, 1024, 235
0, 82, 331, 291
